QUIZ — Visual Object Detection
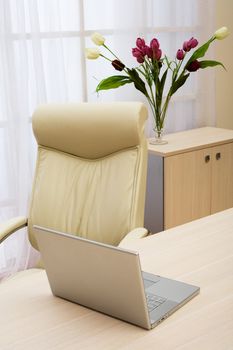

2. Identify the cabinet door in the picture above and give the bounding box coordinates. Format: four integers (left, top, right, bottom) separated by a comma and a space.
164, 148, 212, 229
211, 142, 233, 213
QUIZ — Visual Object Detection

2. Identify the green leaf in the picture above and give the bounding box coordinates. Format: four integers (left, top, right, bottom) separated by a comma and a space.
185, 38, 214, 69
158, 69, 168, 100
96, 75, 132, 92
170, 73, 190, 96
199, 60, 226, 70
127, 68, 148, 96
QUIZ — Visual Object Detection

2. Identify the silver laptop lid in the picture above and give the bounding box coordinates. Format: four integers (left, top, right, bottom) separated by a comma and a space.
34, 225, 151, 329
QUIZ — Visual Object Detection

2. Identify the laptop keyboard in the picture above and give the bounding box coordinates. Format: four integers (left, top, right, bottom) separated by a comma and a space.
146, 293, 167, 312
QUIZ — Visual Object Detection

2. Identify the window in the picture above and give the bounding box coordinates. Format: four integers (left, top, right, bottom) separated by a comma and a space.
0, 0, 215, 276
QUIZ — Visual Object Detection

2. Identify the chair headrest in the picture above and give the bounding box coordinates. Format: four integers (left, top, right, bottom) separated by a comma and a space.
32, 102, 147, 159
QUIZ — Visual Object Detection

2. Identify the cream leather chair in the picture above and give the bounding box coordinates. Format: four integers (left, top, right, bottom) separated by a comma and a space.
0, 102, 148, 273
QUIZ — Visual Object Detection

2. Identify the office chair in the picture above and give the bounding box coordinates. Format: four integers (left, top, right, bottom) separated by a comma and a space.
0, 102, 148, 273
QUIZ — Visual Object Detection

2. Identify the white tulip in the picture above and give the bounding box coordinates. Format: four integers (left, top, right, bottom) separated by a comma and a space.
214, 26, 229, 40
91, 32, 105, 46
85, 48, 100, 59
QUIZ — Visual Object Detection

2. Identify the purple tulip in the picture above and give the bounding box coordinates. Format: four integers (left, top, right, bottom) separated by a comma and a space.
136, 38, 145, 49
141, 45, 148, 56
183, 40, 190, 52
132, 47, 145, 63
188, 37, 198, 48
183, 37, 199, 52
150, 38, 160, 50
132, 47, 143, 57
136, 56, 145, 63
111, 60, 125, 71
153, 48, 162, 60
144, 45, 153, 58
176, 49, 185, 60
133, 37, 162, 62
149, 38, 162, 60
187, 60, 201, 72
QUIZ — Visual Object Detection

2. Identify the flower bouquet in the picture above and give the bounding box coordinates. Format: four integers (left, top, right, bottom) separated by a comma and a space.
86, 27, 229, 144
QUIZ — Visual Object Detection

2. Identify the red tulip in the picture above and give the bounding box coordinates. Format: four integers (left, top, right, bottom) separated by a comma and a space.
111, 60, 125, 71
187, 60, 200, 72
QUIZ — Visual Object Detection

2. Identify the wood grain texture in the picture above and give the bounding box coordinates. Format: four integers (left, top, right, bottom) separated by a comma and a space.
211, 142, 233, 213
147, 127, 233, 229
0, 208, 233, 350
164, 148, 211, 228
148, 127, 233, 157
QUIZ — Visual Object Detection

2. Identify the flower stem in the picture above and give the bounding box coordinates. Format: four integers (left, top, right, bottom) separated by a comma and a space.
100, 54, 112, 62
103, 44, 121, 61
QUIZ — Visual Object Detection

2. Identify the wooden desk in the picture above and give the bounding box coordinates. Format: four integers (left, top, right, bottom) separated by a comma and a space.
1, 208, 233, 350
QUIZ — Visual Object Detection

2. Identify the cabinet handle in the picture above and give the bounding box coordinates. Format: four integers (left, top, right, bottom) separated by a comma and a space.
216, 152, 221, 160
205, 155, 210, 163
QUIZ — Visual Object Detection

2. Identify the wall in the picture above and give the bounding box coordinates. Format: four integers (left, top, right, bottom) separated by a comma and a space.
215, 0, 233, 129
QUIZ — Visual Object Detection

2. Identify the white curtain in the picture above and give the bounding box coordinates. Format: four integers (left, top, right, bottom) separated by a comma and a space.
0, 0, 216, 279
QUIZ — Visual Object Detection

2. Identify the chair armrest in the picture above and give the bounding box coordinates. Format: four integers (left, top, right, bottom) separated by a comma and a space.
118, 227, 149, 248
0, 216, 28, 243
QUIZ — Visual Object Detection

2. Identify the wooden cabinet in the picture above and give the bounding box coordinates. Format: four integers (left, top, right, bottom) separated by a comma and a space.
211, 143, 233, 213
145, 127, 233, 233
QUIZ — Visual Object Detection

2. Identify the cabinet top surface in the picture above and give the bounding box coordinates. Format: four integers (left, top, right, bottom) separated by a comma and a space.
148, 127, 233, 156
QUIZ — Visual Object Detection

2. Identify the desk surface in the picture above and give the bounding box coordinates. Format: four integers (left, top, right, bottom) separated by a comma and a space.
1, 208, 233, 350
148, 126, 233, 157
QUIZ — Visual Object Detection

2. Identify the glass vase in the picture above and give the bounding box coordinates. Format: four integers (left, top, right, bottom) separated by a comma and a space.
149, 127, 168, 145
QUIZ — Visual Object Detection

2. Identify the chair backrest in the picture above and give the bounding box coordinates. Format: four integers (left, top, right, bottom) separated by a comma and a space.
28, 102, 148, 250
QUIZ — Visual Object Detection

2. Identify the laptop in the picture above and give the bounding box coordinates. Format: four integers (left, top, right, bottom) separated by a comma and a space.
34, 225, 200, 330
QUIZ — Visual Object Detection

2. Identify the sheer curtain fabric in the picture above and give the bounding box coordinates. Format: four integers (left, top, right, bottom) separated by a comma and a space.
0, 0, 216, 278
